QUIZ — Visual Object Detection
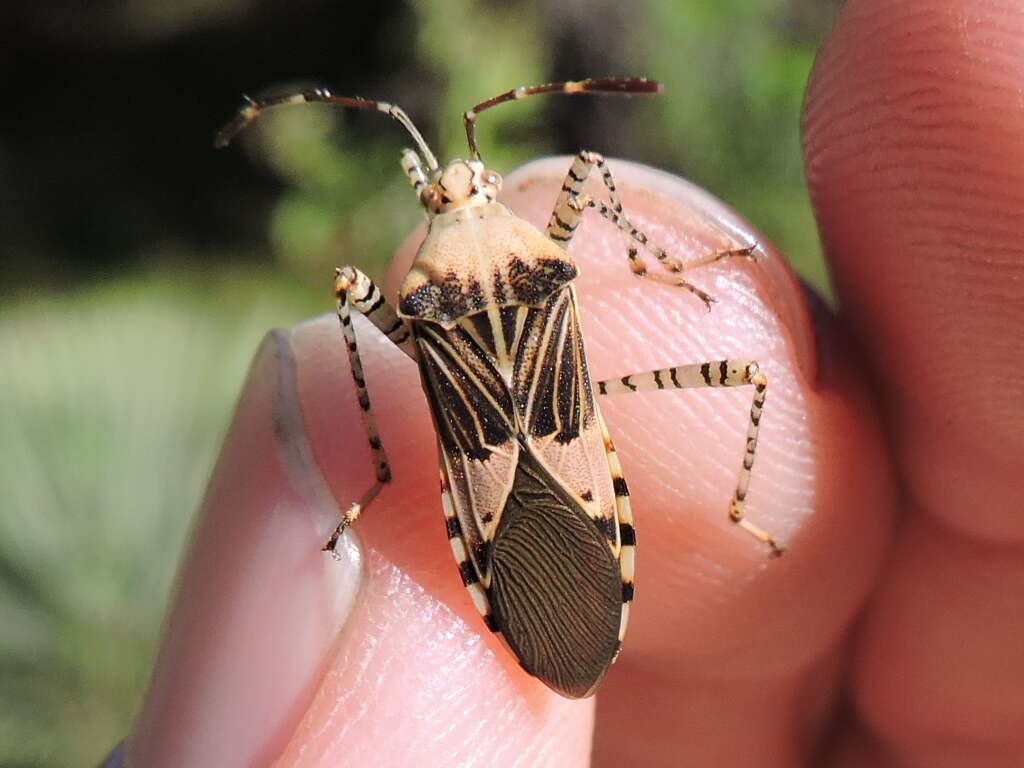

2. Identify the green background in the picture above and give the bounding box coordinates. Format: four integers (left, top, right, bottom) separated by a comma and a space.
0, 0, 839, 763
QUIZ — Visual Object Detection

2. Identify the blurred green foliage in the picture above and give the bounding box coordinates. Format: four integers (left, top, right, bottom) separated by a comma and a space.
0, 0, 837, 764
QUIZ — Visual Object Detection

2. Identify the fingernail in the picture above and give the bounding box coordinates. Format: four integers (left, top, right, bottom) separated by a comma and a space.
126, 330, 362, 768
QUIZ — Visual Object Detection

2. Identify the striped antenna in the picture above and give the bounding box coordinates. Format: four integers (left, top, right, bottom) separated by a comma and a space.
462, 78, 663, 162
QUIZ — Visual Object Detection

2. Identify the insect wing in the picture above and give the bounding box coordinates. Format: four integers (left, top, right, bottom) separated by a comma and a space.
415, 318, 519, 578
417, 288, 625, 697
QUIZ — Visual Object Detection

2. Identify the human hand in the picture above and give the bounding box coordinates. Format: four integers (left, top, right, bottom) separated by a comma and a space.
113, 0, 1024, 765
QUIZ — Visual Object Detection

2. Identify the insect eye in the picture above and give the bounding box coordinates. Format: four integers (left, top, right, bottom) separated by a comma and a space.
483, 170, 502, 188
420, 185, 441, 209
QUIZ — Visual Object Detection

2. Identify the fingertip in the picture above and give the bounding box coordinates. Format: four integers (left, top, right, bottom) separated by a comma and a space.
288, 313, 594, 762
270, 552, 595, 766
129, 330, 365, 767
476, 158, 896, 764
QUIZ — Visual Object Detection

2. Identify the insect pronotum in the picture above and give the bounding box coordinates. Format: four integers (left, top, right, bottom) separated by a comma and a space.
216, 79, 783, 699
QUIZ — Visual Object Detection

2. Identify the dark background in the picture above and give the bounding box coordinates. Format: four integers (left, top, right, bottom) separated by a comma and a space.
0, 0, 838, 763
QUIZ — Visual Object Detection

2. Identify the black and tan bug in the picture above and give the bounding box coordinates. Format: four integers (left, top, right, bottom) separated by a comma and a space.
216, 79, 783, 699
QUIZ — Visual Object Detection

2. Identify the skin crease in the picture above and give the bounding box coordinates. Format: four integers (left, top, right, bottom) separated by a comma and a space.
123, 0, 1024, 765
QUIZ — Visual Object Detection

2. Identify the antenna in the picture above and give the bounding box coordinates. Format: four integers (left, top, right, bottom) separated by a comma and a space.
215, 87, 439, 171
462, 78, 662, 161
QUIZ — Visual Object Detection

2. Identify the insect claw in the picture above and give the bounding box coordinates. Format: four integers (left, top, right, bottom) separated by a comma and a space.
718, 242, 759, 263
568, 194, 592, 213
689, 291, 717, 311
321, 523, 347, 556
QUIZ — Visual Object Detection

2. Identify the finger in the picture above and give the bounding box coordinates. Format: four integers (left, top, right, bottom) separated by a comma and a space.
128, 325, 593, 767
277, 312, 594, 766
803, 0, 1024, 763
127, 332, 365, 767
804, 0, 1024, 541
363, 157, 894, 765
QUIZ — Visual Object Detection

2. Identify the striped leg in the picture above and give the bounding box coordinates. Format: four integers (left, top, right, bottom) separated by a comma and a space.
547, 151, 647, 278
322, 266, 414, 555
335, 265, 416, 359
598, 360, 782, 556
546, 152, 756, 309
569, 192, 756, 310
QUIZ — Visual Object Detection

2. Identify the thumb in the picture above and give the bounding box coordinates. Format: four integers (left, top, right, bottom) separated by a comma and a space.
126, 315, 594, 765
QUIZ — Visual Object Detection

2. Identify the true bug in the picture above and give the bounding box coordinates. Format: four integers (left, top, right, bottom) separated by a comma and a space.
216, 79, 782, 699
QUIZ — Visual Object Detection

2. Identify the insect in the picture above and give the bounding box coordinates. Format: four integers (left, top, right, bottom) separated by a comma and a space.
216, 79, 782, 699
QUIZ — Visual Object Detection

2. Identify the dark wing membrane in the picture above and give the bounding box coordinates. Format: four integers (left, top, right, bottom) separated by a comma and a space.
488, 447, 622, 698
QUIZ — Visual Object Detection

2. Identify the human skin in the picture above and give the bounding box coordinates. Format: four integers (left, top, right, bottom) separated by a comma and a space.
119, 0, 1024, 765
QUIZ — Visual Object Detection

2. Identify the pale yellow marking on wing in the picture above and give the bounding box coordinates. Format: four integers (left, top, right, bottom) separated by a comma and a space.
457, 312, 491, 355
441, 484, 456, 518
617, 602, 631, 641
522, 294, 567, 420
620, 545, 635, 582
468, 582, 491, 617
512, 306, 527, 363
486, 306, 514, 380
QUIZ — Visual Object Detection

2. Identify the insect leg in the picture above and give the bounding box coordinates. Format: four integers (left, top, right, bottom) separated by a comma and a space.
322, 266, 413, 555
546, 150, 648, 278
597, 360, 782, 556
571, 191, 756, 310
546, 153, 755, 309
335, 266, 416, 359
